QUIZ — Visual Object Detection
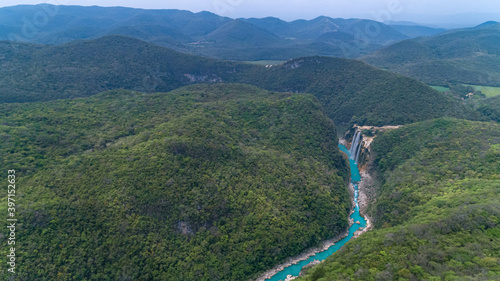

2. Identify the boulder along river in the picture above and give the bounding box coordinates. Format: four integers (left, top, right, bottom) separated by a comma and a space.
257, 143, 371, 281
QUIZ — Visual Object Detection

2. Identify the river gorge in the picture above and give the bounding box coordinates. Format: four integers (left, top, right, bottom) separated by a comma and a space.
257, 142, 371, 281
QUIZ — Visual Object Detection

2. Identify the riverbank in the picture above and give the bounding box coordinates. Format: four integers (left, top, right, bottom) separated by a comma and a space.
358, 171, 374, 214
354, 172, 374, 238
254, 220, 353, 281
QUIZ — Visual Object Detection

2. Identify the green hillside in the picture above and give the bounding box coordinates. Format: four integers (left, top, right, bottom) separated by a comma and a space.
0, 84, 351, 280
297, 118, 500, 281
476, 95, 500, 122
244, 57, 482, 128
0, 36, 482, 130
363, 22, 500, 87
0, 35, 254, 103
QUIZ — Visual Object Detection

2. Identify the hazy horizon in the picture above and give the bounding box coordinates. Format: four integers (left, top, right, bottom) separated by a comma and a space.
0, 1, 499, 28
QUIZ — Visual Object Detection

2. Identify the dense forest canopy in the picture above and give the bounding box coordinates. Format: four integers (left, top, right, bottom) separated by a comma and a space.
0, 35, 484, 130
298, 118, 500, 281
0, 84, 352, 280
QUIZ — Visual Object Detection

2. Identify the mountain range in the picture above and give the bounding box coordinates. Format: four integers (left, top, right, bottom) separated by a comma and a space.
363, 21, 500, 87
0, 4, 444, 60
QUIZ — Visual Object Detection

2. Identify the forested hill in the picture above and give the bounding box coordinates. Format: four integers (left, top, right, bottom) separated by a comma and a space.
297, 118, 500, 281
0, 35, 482, 128
0, 35, 253, 102
0, 84, 351, 280
239, 57, 480, 128
362, 21, 500, 87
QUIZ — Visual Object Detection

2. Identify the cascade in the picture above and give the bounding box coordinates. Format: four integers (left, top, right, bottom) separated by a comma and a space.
349, 130, 362, 163
349, 131, 360, 158
354, 141, 362, 164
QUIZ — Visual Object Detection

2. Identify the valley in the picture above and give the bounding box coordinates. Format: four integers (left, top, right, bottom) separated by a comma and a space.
0, 3, 498, 281
297, 118, 500, 281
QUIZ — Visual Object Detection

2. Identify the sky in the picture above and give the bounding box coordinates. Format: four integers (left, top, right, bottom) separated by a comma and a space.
1, 0, 499, 27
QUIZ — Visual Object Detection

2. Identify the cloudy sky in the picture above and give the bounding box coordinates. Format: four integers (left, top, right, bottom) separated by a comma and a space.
1, 0, 499, 27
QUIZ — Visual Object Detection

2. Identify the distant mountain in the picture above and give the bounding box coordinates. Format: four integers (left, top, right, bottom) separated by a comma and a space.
0, 4, 231, 54
0, 35, 482, 129
242, 16, 297, 38
385, 20, 422, 26
226, 13, 409, 47
363, 21, 500, 86
472, 20, 500, 29
389, 24, 446, 38
241, 16, 409, 58
0, 4, 415, 60
201, 19, 285, 47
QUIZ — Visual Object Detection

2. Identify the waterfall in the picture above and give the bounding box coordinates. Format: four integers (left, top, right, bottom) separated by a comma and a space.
355, 142, 362, 164
349, 131, 361, 163
349, 131, 359, 156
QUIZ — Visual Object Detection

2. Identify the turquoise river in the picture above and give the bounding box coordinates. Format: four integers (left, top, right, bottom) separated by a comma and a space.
265, 144, 368, 281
